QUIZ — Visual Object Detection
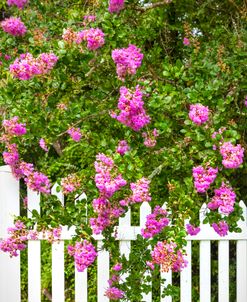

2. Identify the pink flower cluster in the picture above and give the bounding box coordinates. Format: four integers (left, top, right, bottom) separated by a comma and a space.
142, 128, 159, 148
67, 127, 82, 142
112, 44, 143, 80
90, 154, 127, 234
61, 174, 81, 194
111, 86, 150, 131
141, 206, 169, 238
212, 221, 229, 237
129, 177, 151, 204
192, 165, 218, 193
208, 182, 236, 215
9, 52, 58, 80
183, 37, 190, 46
186, 224, 200, 236
39, 138, 48, 152
2, 116, 26, 137
105, 287, 124, 300
63, 28, 105, 50
1, 118, 51, 194
67, 240, 97, 272
150, 241, 187, 272
105, 263, 124, 300
220, 141, 244, 169
189, 104, 209, 125
7, 0, 28, 9
116, 140, 130, 155
1, 17, 27, 36
0, 220, 38, 257
45, 226, 62, 243
108, 0, 125, 13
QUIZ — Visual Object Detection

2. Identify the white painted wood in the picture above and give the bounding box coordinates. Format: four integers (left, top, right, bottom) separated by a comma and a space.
119, 208, 131, 286
27, 190, 41, 302
0, 165, 21, 302
161, 271, 172, 302
140, 202, 152, 302
75, 269, 87, 302
237, 240, 247, 302
74, 193, 88, 301
218, 241, 229, 302
97, 240, 109, 302
52, 241, 65, 302
51, 183, 65, 302
180, 241, 192, 302
200, 241, 211, 302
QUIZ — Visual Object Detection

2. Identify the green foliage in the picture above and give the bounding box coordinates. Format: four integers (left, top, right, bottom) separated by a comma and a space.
1, 0, 247, 300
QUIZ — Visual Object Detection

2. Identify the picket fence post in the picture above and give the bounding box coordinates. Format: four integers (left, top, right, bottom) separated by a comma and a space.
0, 165, 21, 302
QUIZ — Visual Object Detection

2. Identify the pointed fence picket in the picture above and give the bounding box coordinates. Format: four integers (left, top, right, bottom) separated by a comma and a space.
0, 165, 247, 302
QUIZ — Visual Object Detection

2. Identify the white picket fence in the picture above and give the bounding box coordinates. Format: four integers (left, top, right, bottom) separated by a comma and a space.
0, 165, 247, 302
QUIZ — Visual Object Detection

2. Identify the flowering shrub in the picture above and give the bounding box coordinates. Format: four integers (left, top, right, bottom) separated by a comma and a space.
1, 17, 27, 36
0, 0, 246, 300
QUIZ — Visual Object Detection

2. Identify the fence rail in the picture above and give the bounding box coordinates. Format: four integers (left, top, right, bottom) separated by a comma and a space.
0, 165, 247, 302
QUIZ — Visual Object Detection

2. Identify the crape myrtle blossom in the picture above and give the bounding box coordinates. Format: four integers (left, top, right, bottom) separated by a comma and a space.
0, 220, 38, 257
2, 116, 26, 137
1, 17, 27, 36
129, 177, 151, 204
63, 27, 105, 50
112, 44, 143, 80
108, 0, 125, 14
67, 240, 97, 272
142, 128, 159, 148
9, 52, 58, 80
105, 287, 125, 300
61, 174, 81, 194
7, 0, 28, 9
39, 138, 48, 152
151, 241, 188, 272
141, 206, 169, 238
212, 221, 229, 237
219, 141, 244, 169
110, 86, 150, 131
116, 140, 130, 155
67, 127, 82, 142
186, 224, 200, 236
189, 104, 209, 125
208, 182, 236, 215
90, 153, 127, 234
192, 165, 218, 193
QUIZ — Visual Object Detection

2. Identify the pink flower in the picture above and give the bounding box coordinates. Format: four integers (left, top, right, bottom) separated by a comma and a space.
39, 138, 48, 152
183, 37, 190, 46
186, 224, 200, 236
1, 17, 27, 36
220, 141, 244, 169
108, 0, 125, 13
212, 221, 229, 237
129, 177, 151, 204
142, 129, 159, 148
105, 287, 125, 300
112, 44, 143, 80
111, 86, 150, 131
67, 127, 82, 142
208, 182, 236, 215
112, 263, 122, 271
3, 116, 26, 136
116, 140, 130, 155
77, 28, 105, 50
192, 165, 218, 193
68, 240, 97, 272
61, 174, 81, 194
7, 0, 28, 9
151, 241, 187, 272
189, 104, 209, 125
141, 206, 169, 238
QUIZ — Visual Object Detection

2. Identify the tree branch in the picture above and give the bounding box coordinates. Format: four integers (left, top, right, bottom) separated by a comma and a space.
137, 1, 171, 12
